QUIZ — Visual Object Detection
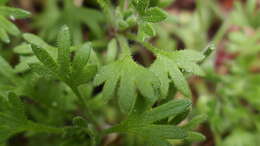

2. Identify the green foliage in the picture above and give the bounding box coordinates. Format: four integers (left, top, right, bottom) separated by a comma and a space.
0, 6, 30, 43
106, 99, 205, 145
94, 54, 160, 113
61, 117, 96, 146
150, 49, 205, 97
0, 0, 210, 146
34, 0, 104, 44
0, 92, 63, 143
26, 26, 97, 89
195, 1, 260, 145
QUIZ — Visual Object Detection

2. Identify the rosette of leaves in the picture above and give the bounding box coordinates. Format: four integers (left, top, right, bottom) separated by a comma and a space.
0, 6, 30, 43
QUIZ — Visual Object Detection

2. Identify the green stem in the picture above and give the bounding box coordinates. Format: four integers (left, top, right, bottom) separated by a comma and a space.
125, 33, 159, 54
70, 86, 99, 127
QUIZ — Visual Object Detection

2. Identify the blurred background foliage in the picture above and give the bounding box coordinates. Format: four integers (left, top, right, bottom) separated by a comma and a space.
0, 0, 260, 146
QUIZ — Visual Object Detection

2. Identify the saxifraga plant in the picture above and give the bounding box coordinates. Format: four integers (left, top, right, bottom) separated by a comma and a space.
0, 0, 214, 145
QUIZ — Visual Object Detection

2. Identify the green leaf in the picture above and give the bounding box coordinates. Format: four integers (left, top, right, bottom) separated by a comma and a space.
0, 6, 30, 43
133, 0, 150, 14
0, 28, 9, 43
0, 15, 19, 36
145, 138, 172, 146
14, 56, 38, 73
150, 50, 204, 97
142, 7, 167, 22
29, 63, 58, 79
73, 65, 97, 86
142, 23, 156, 36
57, 26, 71, 80
170, 109, 190, 125
13, 43, 33, 55
182, 114, 207, 130
185, 131, 206, 142
0, 93, 27, 142
0, 56, 16, 81
106, 39, 118, 63
138, 22, 156, 41
0, 6, 30, 18
94, 56, 160, 113
108, 99, 190, 145
0, 93, 63, 143
133, 125, 188, 139
72, 43, 92, 75
23, 33, 54, 51
159, 0, 176, 8
57, 25, 71, 50
142, 99, 191, 123
31, 45, 58, 74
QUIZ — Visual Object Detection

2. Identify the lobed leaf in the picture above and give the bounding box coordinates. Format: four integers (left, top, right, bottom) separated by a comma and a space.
150, 50, 205, 98
94, 56, 160, 113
